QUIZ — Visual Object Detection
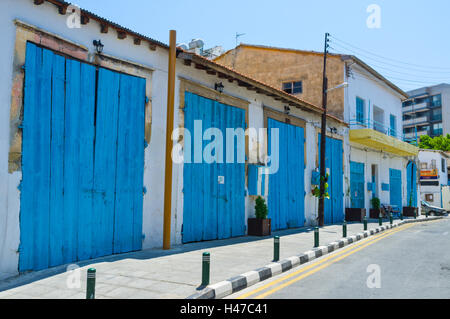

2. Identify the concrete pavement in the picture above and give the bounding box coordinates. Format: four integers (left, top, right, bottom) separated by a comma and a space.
0, 216, 435, 299
230, 217, 450, 299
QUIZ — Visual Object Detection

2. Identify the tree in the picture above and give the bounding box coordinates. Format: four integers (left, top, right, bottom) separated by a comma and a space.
419, 134, 450, 152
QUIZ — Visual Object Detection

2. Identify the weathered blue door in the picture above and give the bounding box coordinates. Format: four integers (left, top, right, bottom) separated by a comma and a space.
183, 92, 246, 243
268, 118, 305, 231
406, 162, 417, 207
390, 169, 402, 209
319, 136, 344, 224
350, 161, 365, 209
20, 42, 145, 271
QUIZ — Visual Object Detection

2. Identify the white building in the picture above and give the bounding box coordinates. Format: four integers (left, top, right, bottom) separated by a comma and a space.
0, 0, 348, 279
343, 56, 420, 215
418, 149, 449, 208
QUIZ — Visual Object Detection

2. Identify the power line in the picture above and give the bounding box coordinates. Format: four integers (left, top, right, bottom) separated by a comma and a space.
330, 41, 450, 75
330, 35, 450, 71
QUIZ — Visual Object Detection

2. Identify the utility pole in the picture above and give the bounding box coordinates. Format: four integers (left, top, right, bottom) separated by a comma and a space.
318, 32, 330, 227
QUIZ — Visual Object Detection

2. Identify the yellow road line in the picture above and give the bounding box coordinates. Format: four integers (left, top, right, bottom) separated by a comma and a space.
253, 223, 416, 299
236, 223, 416, 299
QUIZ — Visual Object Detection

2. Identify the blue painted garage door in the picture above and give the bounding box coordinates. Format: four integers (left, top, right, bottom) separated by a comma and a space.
183, 92, 246, 243
390, 169, 402, 209
268, 118, 305, 231
319, 136, 344, 224
350, 161, 365, 209
20, 42, 146, 271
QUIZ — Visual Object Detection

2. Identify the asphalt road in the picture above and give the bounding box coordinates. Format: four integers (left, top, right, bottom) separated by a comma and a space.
229, 218, 450, 299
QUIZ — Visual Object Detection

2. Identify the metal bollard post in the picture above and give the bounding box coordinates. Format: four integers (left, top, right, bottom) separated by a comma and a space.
414, 210, 417, 219
426, 210, 429, 218
363, 216, 368, 231
379, 213, 383, 226
273, 236, 280, 262
400, 213, 403, 221
314, 227, 319, 248
86, 268, 96, 299
343, 220, 347, 238
390, 213, 393, 225
202, 252, 210, 286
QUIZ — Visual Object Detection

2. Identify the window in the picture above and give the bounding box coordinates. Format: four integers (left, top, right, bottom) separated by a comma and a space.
390, 114, 397, 137
356, 97, 365, 124
403, 100, 413, 107
431, 94, 442, 107
432, 123, 443, 136
282, 81, 302, 94
442, 158, 446, 173
431, 108, 442, 121
425, 194, 434, 202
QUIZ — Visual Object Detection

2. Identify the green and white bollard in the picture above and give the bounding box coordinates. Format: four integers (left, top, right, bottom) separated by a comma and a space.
390, 213, 393, 225
202, 252, 210, 286
314, 227, 319, 248
400, 213, 404, 221
414, 210, 417, 219
273, 236, 280, 262
363, 216, 368, 231
426, 210, 429, 218
343, 220, 347, 238
379, 213, 383, 226
86, 268, 96, 299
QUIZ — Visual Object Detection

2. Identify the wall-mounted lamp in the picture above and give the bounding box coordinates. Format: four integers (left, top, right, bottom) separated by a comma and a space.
93, 40, 104, 54
284, 105, 291, 114
214, 82, 224, 93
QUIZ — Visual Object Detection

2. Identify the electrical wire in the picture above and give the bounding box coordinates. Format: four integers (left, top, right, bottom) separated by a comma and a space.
330, 35, 450, 71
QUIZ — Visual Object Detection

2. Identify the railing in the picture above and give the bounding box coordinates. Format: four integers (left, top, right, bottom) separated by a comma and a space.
349, 118, 412, 143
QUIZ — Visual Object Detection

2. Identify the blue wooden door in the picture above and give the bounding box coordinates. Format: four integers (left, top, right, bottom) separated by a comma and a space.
183, 92, 246, 243
350, 161, 365, 209
390, 169, 402, 209
268, 118, 305, 231
319, 136, 344, 224
20, 42, 145, 271
406, 162, 417, 207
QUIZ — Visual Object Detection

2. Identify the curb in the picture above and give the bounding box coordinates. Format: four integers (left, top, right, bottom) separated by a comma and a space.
187, 216, 443, 299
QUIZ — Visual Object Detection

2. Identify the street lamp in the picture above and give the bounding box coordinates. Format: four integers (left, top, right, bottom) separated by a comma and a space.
326, 82, 348, 93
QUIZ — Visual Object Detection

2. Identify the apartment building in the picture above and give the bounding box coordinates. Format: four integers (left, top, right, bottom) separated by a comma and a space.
402, 83, 450, 142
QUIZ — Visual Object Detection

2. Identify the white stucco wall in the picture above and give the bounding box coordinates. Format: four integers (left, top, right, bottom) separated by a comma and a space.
0, 0, 348, 279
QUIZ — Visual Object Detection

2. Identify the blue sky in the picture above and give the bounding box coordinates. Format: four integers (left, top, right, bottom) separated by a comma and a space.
72, 0, 450, 91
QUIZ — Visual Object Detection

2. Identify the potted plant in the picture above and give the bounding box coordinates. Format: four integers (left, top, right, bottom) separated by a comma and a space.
369, 197, 383, 219
403, 195, 418, 217
248, 196, 271, 236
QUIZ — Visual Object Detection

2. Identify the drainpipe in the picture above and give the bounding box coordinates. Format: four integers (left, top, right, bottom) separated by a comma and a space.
163, 30, 177, 250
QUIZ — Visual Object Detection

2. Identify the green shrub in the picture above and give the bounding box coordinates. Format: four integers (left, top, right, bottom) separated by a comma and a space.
255, 196, 268, 219
371, 197, 381, 210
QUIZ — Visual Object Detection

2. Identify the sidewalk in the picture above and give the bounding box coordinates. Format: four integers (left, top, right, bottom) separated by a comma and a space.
0, 216, 437, 299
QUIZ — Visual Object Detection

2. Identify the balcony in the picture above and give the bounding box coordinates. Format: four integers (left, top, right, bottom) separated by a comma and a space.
403, 116, 429, 127
350, 119, 419, 156
402, 102, 430, 114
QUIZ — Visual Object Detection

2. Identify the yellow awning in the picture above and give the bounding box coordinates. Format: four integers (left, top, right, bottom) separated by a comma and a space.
350, 129, 419, 156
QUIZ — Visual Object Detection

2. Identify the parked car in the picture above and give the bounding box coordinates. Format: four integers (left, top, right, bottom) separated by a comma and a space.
421, 200, 448, 216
